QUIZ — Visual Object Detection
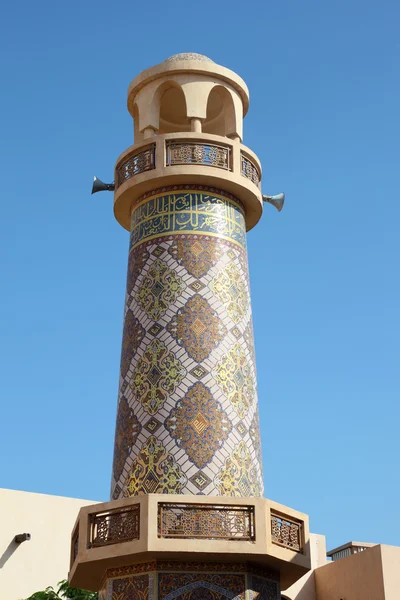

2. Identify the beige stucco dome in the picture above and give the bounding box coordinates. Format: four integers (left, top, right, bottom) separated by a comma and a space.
164, 53, 214, 63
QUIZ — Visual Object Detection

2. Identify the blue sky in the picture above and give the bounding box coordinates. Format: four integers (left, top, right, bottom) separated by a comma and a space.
1, 0, 399, 552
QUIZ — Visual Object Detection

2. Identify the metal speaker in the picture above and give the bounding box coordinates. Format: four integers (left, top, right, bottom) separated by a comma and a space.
91, 176, 115, 194
15, 533, 31, 544
262, 193, 285, 212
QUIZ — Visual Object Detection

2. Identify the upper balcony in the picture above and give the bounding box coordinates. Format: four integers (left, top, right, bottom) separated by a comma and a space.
113, 132, 263, 232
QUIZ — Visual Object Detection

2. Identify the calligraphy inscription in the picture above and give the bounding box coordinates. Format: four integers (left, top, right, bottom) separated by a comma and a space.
130, 192, 246, 251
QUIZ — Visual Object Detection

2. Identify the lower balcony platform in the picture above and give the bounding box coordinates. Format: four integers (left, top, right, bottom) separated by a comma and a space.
69, 494, 311, 594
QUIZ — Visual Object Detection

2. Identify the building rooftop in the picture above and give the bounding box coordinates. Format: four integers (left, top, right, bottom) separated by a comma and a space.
327, 541, 376, 561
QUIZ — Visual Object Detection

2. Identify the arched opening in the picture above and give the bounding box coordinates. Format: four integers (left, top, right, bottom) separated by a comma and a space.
164, 580, 233, 599
156, 81, 189, 134
203, 85, 237, 137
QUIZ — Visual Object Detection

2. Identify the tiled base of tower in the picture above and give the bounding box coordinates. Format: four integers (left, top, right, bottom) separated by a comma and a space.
98, 562, 280, 600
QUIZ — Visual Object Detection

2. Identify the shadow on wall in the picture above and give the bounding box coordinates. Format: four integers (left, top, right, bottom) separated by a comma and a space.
0, 538, 19, 568
281, 572, 317, 600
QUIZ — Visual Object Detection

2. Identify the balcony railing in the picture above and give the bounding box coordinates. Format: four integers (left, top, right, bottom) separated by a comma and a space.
271, 511, 302, 552
114, 136, 262, 196
116, 144, 156, 188
166, 140, 231, 170
241, 152, 260, 187
88, 504, 140, 548
158, 502, 255, 541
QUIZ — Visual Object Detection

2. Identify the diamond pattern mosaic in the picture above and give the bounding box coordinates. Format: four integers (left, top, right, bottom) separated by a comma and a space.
111, 188, 263, 499
166, 382, 231, 469
167, 295, 226, 362
132, 338, 185, 415
136, 259, 185, 320
214, 343, 254, 419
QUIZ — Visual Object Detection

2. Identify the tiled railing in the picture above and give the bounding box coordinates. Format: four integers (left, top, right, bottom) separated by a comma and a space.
241, 152, 260, 186
88, 504, 140, 548
116, 144, 156, 188
158, 502, 255, 541
166, 140, 231, 170
114, 136, 261, 191
271, 511, 302, 552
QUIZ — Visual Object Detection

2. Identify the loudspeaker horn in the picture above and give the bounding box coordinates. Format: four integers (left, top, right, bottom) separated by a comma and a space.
262, 192, 285, 212
91, 176, 115, 195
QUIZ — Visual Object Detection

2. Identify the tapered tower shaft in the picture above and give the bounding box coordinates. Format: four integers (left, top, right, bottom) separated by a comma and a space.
112, 186, 263, 499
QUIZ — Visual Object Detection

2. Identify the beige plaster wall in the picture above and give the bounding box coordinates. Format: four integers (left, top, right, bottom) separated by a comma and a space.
314, 544, 385, 600
0, 488, 97, 600
281, 533, 327, 600
380, 545, 400, 599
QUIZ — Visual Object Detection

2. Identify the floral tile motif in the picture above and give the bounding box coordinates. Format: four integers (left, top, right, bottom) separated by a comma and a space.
215, 441, 261, 497
136, 259, 185, 321
126, 247, 150, 296
210, 262, 248, 324
189, 470, 212, 492
166, 382, 231, 469
168, 237, 220, 278
120, 311, 146, 378
167, 294, 226, 362
214, 343, 254, 419
111, 574, 150, 600
113, 397, 141, 481
131, 339, 185, 415
126, 436, 186, 496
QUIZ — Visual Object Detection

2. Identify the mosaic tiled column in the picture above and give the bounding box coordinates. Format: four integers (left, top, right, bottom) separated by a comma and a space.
111, 185, 264, 499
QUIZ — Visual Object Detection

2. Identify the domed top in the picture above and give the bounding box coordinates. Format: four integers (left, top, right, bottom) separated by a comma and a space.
164, 53, 214, 63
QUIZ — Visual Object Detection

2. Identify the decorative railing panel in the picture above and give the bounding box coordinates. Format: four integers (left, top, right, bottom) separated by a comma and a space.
271, 511, 302, 552
88, 505, 140, 548
241, 153, 260, 186
166, 141, 231, 171
158, 503, 255, 541
116, 145, 156, 188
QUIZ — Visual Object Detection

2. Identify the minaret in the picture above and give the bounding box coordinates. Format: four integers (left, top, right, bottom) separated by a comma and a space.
70, 53, 311, 600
